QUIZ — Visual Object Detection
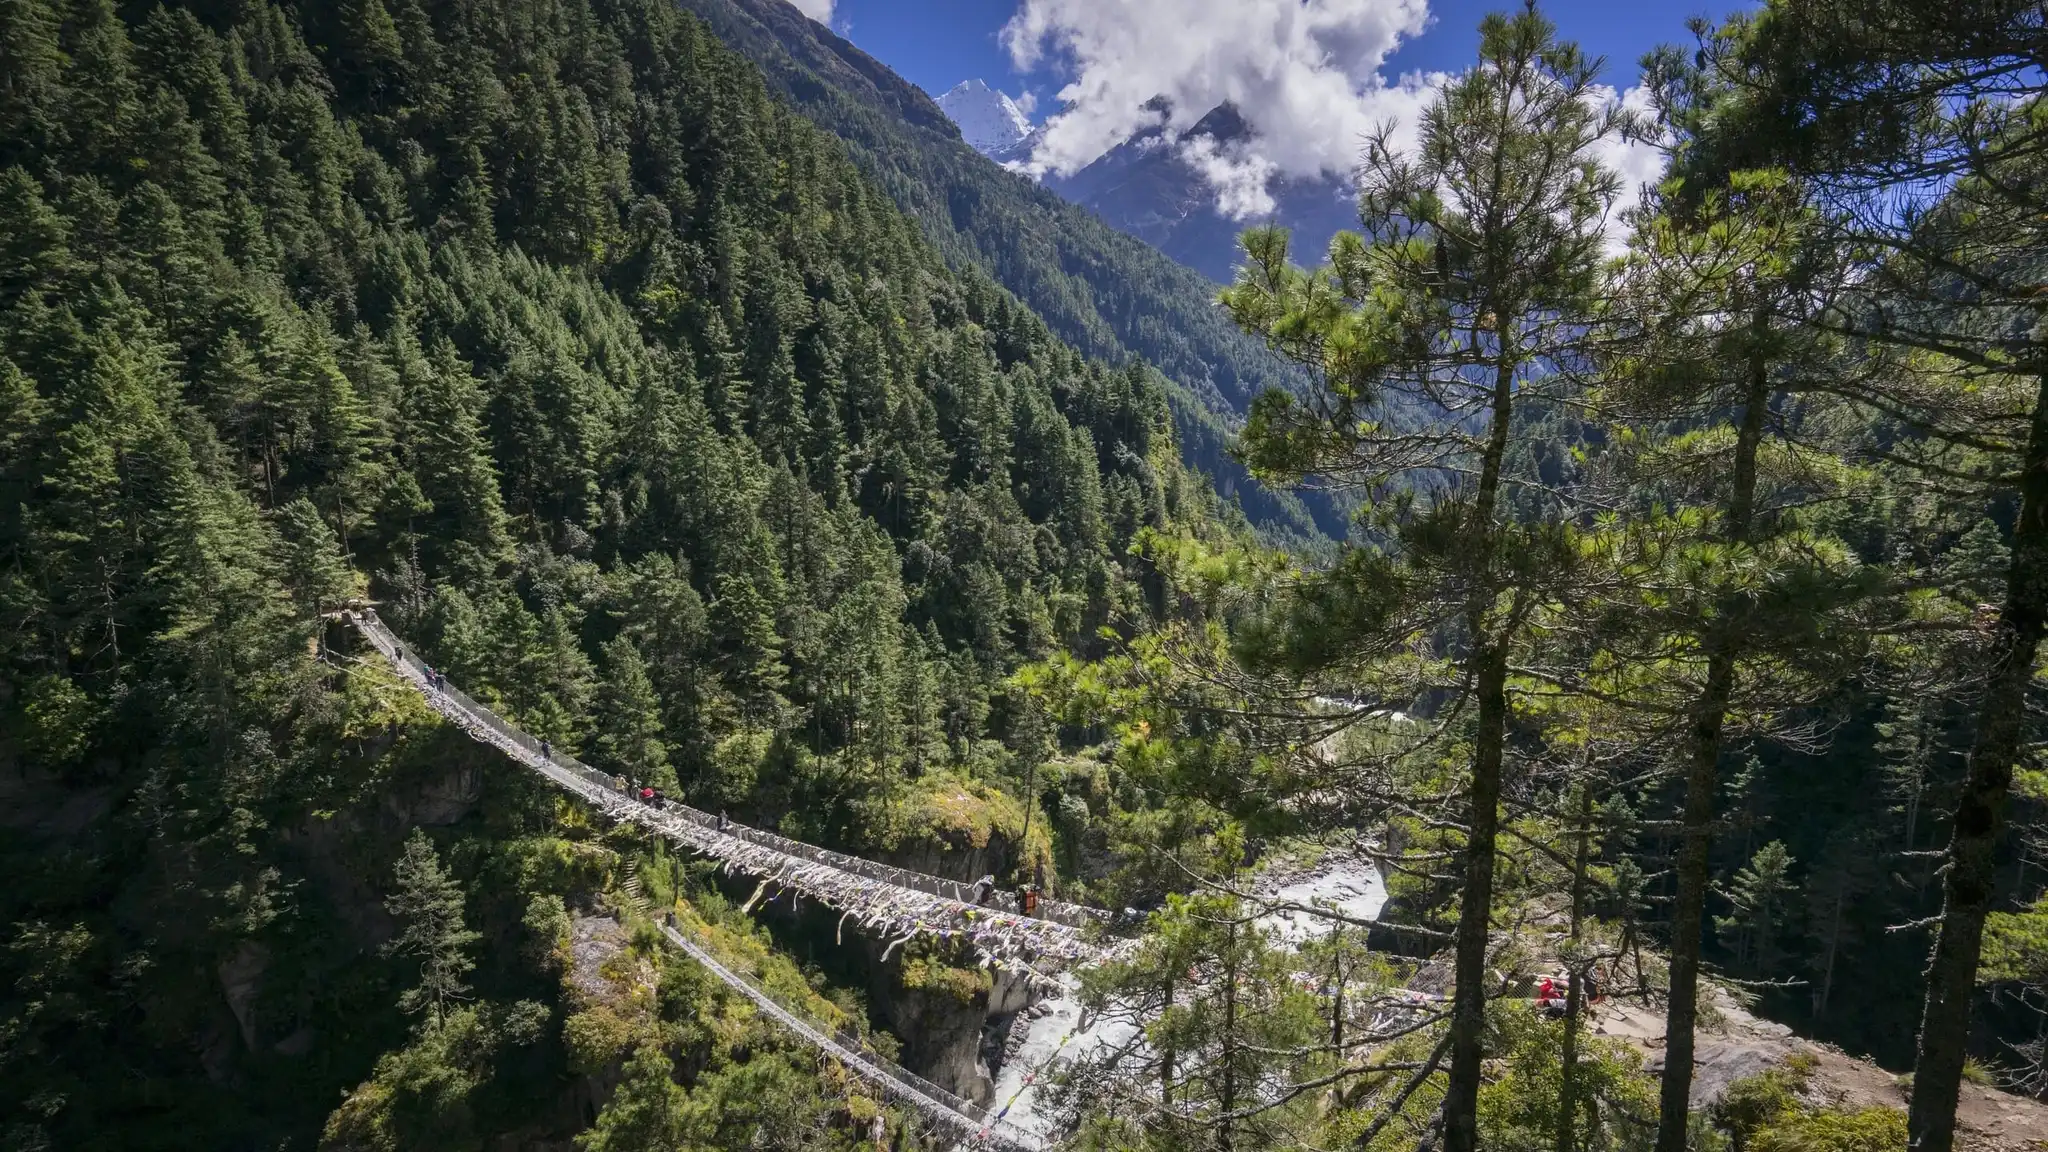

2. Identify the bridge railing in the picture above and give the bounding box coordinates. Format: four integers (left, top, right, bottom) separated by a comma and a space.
348, 612, 1039, 1146
349, 611, 1102, 929
656, 917, 1035, 1150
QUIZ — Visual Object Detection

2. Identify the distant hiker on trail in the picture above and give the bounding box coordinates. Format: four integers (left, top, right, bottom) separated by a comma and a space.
971, 874, 996, 905
639, 786, 656, 803
1536, 973, 1569, 1018
1020, 885, 1040, 918
718, 811, 731, 833
540, 738, 552, 761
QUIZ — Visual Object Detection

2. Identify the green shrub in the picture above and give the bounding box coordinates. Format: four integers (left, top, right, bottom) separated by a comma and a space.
1713, 1068, 1801, 1146
1751, 1107, 1907, 1152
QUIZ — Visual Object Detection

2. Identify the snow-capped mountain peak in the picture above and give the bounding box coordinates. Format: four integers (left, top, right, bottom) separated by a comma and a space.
938, 79, 1034, 159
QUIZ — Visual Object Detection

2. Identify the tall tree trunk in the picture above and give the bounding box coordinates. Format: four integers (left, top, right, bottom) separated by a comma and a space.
1444, 353, 1519, 1152
1654, 323, 1771, 1152
1445, 640, 1508, 1152
1559, 971, 1586, 1152
1908, 371, 2048, 1152
1815, 884, 1842, 1019
1162, 973, 1176, 1108
1220, 918, 1239, 1152
1331, 936, 1347, 1051
1558, 787, 1594, 1152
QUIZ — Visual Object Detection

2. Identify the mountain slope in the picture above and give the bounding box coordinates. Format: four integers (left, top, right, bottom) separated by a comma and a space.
673, 0, 1349, 544
938, 79, 1034, 163
0, 0, 1238, 1144
1042, 102, 1361, 285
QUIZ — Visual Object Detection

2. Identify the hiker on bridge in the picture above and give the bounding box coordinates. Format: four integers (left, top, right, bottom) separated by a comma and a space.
971, 874, 996, 905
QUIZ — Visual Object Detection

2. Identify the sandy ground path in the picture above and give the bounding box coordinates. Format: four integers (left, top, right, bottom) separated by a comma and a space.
1587, 987, 2048, 1149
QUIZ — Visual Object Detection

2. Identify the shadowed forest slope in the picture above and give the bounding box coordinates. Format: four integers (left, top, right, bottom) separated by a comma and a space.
0, 0, 1235, 1146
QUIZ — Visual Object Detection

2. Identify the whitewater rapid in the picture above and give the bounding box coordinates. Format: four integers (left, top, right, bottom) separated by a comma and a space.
983, 857, 1387, 1138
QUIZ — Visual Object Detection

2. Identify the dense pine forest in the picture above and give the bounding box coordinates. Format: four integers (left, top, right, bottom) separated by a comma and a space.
667, 0, 1355, 546
4, 0, 2048, 1151
0, 0, 1229, 1147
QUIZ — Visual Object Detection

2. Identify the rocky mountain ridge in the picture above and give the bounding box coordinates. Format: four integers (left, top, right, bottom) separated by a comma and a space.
936, 79, 1037, 165
943, 86, 1360, 283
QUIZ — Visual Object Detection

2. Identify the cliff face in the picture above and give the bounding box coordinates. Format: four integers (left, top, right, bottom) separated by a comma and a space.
864, 815, 1053, 1102
859, 775, 1058, 892
733, 792, 1057, 1103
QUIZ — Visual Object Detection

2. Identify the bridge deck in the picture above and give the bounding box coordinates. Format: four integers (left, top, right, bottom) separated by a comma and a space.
343, 612, 1102, 981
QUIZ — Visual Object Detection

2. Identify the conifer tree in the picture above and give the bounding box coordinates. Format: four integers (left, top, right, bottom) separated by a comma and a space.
1704, 5, 2048, 1142
0, 166, 71, 304
1220, 10, 1624, 1147
1059, 888, 1331, 1150
576, 1043, 690, 1152
275, 497, 354, 616
396, 334, 510, 581
1715, 840, 1797, 974
590, 634, 674, 791
383, 829, 479, 1026
1598, 147, 1883, 1143
0, 0, 65, 170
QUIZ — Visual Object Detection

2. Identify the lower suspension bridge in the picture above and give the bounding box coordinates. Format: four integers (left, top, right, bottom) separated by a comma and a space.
341, 610, 1101, 1149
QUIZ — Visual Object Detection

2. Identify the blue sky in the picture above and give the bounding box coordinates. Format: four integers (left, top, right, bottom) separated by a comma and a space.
827, 0, 1724, 109
801, 0, 1738, 222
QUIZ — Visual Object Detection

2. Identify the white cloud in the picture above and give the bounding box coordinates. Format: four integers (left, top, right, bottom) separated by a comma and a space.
1000, 0, 1667, 229
1001, 0, 1441, 214
785, 0, 833, 24
1178, 136, 1283, 217
1590, 84, 1667, 252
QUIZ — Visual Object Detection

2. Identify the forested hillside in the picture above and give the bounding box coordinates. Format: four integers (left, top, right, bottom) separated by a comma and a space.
667, 0, 1353, 545
0, 0, 1229, 1147
7, 1, 2048, 1151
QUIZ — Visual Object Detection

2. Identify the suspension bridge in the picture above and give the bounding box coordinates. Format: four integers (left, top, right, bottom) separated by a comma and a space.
656, 917, 1037, 1150
338, 610, 1105, 1149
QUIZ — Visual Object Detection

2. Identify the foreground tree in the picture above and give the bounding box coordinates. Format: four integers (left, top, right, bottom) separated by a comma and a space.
1598, 152, 1886, 1146
1221, 9, 1624, 1147
1701, 4, 2048, 1145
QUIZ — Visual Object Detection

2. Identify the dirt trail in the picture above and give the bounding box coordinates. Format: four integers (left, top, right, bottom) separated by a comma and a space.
1586, 985, 2048, 1150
